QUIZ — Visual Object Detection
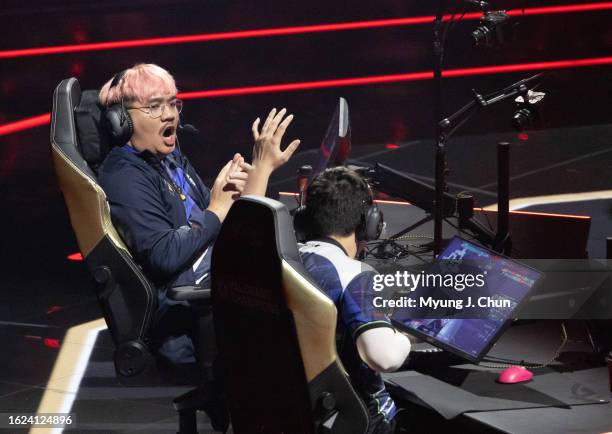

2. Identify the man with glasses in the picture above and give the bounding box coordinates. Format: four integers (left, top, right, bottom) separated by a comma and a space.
98, 63, 299, 364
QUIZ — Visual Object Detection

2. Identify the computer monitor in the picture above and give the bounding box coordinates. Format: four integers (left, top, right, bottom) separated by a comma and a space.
391, 236, 544, 363
308, 97, 351, 185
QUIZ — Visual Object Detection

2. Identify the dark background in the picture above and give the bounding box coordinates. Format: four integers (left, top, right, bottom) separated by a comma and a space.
0, 0, 611, 300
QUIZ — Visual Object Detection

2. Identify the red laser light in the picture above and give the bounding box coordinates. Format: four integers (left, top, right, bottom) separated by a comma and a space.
178, 71, 433, 99
66, 252, 84, 261
0, 113, 50, 136
1, 3, 611, 59
44, 338, 61, 349
2, 55, 612, 136
180, 56, 612, 98
0, 17, 435, 59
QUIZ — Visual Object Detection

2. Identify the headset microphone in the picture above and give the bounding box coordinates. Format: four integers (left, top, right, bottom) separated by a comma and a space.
178, 123, 200, 135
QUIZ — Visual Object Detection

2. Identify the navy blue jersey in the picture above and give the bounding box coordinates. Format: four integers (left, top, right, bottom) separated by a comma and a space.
299, 239, 398, 429
99, 146, 219, 288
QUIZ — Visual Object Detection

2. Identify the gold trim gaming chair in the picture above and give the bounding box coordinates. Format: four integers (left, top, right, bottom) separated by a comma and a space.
51, 77, 160, 375
51, 78, 224, 433
212, 196, 369, 434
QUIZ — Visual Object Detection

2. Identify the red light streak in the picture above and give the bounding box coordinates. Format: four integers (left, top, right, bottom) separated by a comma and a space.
44, 338, 61, 349
0, 114, 50, 136
1, 3, 611, 59
2, 56, 612, 136
66, 252, 84, 261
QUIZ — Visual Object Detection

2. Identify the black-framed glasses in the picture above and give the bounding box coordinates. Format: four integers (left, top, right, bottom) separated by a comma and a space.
127, 99, 183, 118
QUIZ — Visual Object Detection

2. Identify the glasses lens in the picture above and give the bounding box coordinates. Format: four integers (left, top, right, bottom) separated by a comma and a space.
149, 103, 163, 118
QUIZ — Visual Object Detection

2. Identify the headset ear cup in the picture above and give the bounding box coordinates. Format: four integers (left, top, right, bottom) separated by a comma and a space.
364, 204, 384, 241
292, 205, 309, 243
104, 104, 133, 145
356, 176, 384, 241
125, 109, 134, 138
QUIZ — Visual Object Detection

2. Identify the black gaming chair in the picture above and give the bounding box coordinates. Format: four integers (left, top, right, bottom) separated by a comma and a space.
212, 196, 369, 434
51, 77, 224, 433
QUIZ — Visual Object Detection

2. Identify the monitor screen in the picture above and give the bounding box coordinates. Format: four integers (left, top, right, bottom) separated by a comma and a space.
391, 236, 544, 363
308, 97, 351, 185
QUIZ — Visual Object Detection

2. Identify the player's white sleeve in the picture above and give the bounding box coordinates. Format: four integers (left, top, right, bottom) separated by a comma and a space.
356, 327, 411, 373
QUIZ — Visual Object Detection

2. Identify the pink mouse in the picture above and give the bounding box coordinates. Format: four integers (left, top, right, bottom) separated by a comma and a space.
497, 366, 534, 384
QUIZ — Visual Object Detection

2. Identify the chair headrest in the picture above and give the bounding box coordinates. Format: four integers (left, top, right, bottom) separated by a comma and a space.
74, 89, 113, 171
216, 195, 303, 267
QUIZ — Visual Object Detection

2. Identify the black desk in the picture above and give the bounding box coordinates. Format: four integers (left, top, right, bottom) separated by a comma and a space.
385, 321, 612, 434
461, 366, 611, 434
464, 389, 612, 434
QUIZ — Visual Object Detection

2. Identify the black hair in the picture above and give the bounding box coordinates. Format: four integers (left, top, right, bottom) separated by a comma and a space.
303, 166, 372, 239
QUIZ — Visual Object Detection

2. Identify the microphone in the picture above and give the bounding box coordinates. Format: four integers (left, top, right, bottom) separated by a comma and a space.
178, 123, 200, 135
297, 165, 312, 207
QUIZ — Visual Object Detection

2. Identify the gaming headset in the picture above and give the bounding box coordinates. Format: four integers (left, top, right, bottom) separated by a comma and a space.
360, 206, 384, 242
356, 178, 385, 242
294, 169, 384, 242
103, 70, 134, 145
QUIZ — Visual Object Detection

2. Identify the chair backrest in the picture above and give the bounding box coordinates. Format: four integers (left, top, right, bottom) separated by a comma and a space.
51, 77, 157, 376
212, 196, 368, 434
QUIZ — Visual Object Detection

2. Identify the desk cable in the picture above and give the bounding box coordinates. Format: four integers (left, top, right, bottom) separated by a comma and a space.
362, 234, 434, 261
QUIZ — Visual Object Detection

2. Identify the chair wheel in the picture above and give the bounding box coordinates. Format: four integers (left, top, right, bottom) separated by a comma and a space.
114, 341, 150, 377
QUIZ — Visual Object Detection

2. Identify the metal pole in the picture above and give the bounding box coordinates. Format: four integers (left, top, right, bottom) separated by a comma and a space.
433, 1, 446, 256
496, 141, 511, 254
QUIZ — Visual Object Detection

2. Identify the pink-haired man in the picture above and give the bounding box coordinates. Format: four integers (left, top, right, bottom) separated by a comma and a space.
98, 63, 299, 363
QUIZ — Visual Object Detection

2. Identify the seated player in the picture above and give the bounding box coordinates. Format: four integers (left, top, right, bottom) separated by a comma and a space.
298, 167, 412, 434
98, 63, 299, 364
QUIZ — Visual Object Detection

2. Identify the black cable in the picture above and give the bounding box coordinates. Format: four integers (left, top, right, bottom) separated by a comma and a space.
363, 238, 432, 263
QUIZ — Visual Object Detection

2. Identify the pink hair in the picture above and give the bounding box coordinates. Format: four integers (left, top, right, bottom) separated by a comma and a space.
98, 63, 177, 106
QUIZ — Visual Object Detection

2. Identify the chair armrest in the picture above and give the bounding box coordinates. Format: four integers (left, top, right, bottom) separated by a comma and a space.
168, 285, 211, 302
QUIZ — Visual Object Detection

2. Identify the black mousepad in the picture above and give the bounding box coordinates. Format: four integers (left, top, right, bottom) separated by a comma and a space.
385, 367, 608, 419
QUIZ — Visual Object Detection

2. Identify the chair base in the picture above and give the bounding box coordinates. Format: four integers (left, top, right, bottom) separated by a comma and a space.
173, 385, 230, 434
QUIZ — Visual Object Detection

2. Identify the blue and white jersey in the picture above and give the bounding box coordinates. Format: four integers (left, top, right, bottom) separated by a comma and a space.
299, 239, 398, 427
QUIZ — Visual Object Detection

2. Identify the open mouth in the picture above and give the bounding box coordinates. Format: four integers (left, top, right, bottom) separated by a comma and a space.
162, 125, 175, 137
161, 125, 176, 145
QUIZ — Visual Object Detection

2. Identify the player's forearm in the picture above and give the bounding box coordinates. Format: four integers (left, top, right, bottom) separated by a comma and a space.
242, 163, 274, 197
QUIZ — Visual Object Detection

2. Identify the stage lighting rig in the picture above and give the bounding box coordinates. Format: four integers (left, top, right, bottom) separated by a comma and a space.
430, 1, 523, 255
513, 90, 546, 132
464, 0, 490, 11
471, 10, 512, 47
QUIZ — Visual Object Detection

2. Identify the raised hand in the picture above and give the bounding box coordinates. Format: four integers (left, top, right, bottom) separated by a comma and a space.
251, 108, 300, 172
243, 108, 301, 197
